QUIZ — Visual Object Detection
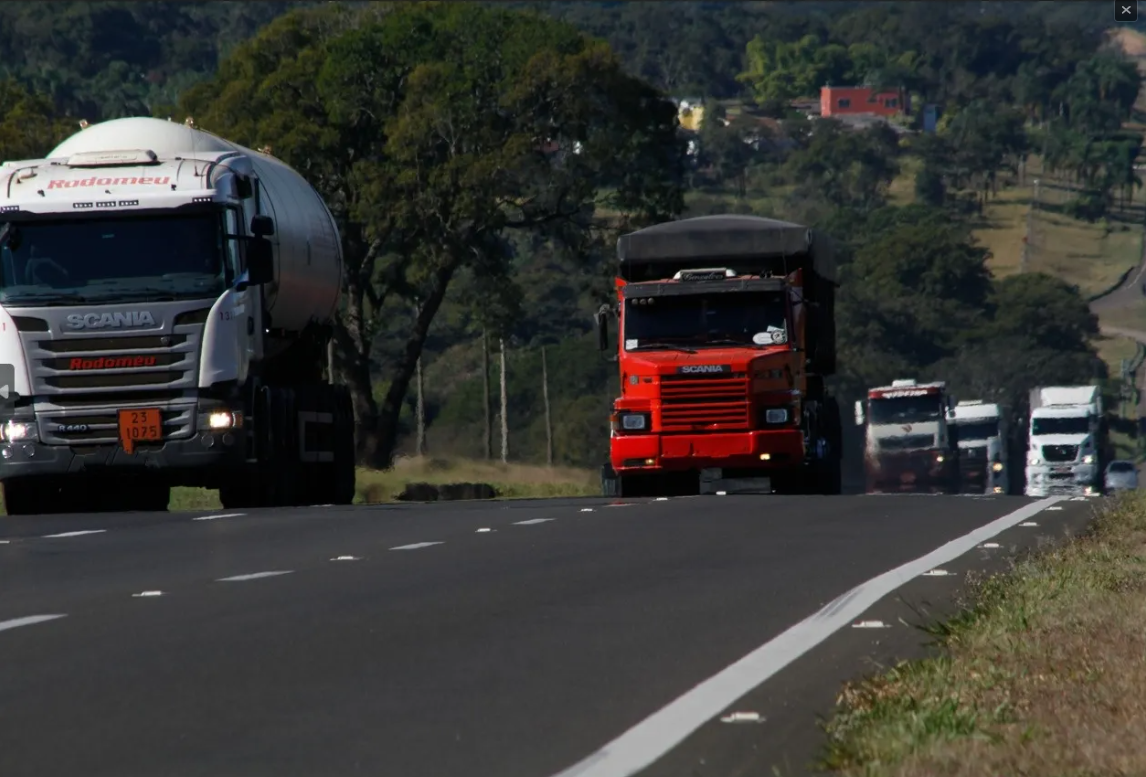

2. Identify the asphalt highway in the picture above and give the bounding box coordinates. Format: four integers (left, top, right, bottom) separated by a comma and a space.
0, 493, 1097, 777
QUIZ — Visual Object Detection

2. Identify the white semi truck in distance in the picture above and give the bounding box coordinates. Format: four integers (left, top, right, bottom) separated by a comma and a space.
1024, 385, 1104, 497
950, 400, 1009, 494
0, 116, 356, 514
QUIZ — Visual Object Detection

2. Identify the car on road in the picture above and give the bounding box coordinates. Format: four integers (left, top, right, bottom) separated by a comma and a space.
1104, 460, 1139, 492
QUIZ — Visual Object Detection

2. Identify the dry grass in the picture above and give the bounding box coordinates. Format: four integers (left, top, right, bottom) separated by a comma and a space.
973, 173, 1144, 297
886, 155, 921, 207
821, 491, 1146, 777
1, 457, 598, 514
1100, 301, 1146, 334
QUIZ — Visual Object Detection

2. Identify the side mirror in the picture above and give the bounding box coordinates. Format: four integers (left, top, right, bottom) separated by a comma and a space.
250, 215, 275, 237
247, 238, 274, 285
595, 306, 611, 353
854, 399, 865, 426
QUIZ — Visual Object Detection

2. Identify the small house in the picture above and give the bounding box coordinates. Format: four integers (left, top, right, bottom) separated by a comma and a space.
820, 86, 908, 118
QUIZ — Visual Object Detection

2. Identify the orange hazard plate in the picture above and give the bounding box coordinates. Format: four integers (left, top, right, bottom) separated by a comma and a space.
118, 408, 162, 453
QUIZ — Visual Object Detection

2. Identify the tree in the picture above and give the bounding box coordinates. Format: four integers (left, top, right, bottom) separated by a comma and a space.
180, 2, 685, 466
0, 78, 73, 162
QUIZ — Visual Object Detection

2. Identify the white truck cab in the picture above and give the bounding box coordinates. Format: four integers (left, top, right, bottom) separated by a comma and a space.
1024, 385, 1102, 497
951, 400, 1008, 494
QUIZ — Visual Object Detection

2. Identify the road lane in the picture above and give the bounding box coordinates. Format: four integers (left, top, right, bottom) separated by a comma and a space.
0, 494, 1084, 777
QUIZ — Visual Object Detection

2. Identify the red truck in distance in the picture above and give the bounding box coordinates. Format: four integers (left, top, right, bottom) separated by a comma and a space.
597, 215, 842, 497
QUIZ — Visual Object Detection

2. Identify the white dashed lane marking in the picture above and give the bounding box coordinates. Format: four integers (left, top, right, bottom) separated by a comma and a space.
0, 614, 67, 633
41, 530, 106, 539
514, 518, 554, 526
389, 542, 443, 551
217, 571, 293, 582
193, 513, 246, 521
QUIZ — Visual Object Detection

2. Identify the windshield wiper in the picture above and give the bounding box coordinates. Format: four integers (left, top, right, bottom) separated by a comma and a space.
701, 338, 755, 347
1, 291, 91, 306
629, 342, 697, 354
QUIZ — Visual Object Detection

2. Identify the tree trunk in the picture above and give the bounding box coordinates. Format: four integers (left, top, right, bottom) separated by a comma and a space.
499, 337, 509, 464
415, 355, 426, 457
542, 345, 553, 466
337, 283, 382, 463
482, 329, 492, 460
371, 260, 459, 468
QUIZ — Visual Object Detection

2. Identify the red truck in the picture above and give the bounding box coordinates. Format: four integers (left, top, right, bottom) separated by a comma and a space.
596, 215, 842, 497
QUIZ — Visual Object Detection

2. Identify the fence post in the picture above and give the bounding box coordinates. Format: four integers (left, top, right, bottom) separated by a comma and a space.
542, 345, 553, 466
499, 338, 509, 464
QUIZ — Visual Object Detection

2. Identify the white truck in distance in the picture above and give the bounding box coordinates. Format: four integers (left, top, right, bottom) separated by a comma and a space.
1024, 385, 1103, 497
950, 400, 1009, 494
0, 116, 356, 514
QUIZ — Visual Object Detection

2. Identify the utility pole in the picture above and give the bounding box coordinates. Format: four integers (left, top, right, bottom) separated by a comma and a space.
481, 329, 492, 460
499, 338, 509, 464
415, 355, 426, 457
542, 345, 553, 466
1021, 177, 1040, 273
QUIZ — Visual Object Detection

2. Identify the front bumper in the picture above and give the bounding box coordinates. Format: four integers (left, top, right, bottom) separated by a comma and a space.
0, 406, 246, 484
866, 451, 955, 493
610, 428, 805, 473
1024, 465, 1097, 497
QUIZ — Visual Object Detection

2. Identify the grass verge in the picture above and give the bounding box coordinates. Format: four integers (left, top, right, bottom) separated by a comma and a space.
820, 491, 1146, 777
0, 457, 598, 514
165, 456, 597, 511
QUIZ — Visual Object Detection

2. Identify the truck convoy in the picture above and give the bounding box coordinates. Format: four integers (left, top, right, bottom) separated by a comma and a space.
0, 116, 356, 514
950, 399, 1009, 494
597, 215, 842, 497
855, 379, 960, 494
1024, 385, 1106, 497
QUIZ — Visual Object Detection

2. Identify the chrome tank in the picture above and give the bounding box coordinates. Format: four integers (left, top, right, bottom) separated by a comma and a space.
47, 117, 342, 337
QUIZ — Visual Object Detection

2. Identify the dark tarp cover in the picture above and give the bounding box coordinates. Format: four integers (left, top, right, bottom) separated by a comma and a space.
616, 215, 836, 283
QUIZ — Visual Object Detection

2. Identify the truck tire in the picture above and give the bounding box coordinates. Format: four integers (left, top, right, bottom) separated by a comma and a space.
601, 463, 620, 497
3, 478, 41, 515
2, 476, 83, 515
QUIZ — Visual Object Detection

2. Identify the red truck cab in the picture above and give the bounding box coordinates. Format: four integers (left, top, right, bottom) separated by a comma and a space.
597, 215, 842, 497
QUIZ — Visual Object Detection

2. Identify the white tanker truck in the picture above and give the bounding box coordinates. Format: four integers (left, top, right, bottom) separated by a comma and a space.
0, 116, 355, 514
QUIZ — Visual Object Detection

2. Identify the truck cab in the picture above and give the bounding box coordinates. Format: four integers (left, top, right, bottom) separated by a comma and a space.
950, 400, 1009, 494
854, 379, 960, 494
598, 215, 842, 497
1024, 385, 1103, 497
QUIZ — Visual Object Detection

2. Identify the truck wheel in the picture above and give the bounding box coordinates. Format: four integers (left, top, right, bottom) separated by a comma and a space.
601, 463, 620, 497
3, 476, 81, 515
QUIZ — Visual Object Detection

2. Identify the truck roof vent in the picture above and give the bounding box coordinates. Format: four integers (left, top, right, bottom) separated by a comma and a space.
66, 149, 160, 168
672, 268, 736, 281
891, 379, 917, 387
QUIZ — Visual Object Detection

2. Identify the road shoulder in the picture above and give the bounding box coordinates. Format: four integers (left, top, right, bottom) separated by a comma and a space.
633, 496, 1098, 777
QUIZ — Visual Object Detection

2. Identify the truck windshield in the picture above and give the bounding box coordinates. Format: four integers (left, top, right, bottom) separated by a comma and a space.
954, 420, 999, 441
0, 213, 228, 306
623, 290, 788, 349
869, 395, 942, 425
1031, 416, 1091, 435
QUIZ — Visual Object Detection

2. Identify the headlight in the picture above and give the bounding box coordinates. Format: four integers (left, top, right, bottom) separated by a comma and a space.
1027, 452, 1039, 465
936, 454, 945, 463
0, 420, 33, 442
992, 462, 1004, 472
1082, 454, 1094, 465
208, 412, 234, 430
764, 408, 788, 424
612, 412, 649, 432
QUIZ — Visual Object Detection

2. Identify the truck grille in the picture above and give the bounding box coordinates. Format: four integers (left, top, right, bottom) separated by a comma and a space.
14, 309, 208, 444
878, 434, 934, 451
659, 373, 749, 431
1042, 444, 1078, 462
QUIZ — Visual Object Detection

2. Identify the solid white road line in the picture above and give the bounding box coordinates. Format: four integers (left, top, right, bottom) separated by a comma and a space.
548, 496, 1067, 777
389, 542, 443, 551
193, 513, 246, 521
0, 614, 67, 633
514, 518, 554, 525
216, 571, 293, 582
41, 530, 106, 539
